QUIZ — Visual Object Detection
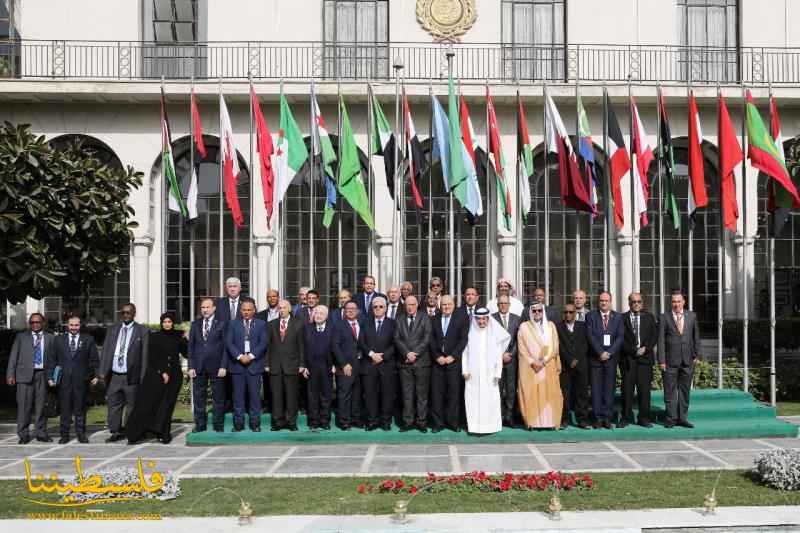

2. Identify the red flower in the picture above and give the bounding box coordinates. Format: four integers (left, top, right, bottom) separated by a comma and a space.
357, 483, 366, 494
410, 485, 418, 495
382, 480, 394, 490
499, 480, 512, 492
583, 474, 591, 481
585, 479, 593, 488
395, 479, 405, 490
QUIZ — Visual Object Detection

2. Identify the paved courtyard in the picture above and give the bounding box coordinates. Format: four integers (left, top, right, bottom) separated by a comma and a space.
0, 422, 797, 479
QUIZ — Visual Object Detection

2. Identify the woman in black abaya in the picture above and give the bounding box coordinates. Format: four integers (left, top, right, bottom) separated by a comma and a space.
126, 313, 186, 444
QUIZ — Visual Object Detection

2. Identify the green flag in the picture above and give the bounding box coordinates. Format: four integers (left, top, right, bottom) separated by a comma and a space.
447, 70, 468, 207
337, 97, 375, 230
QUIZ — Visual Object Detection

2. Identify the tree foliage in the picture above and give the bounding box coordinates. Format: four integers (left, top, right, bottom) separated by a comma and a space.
0, 122, 142, 304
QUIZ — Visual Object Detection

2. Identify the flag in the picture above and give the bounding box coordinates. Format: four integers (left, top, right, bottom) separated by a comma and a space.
219, 93, 243, 229
191, 88, 207, 159
630, 96, 653, 228
274, 87, 309, 215
718, 92, 743, 233
369, 87, 396, 200
457, 93, 483, 219
768, 94, 797, 237
545, 92, 592, 213
187, 88, 204, 220
312, 91, 338, 228
161, 88, 188, 219
687, 90, 708, 221
577, 93, 599, 216
447, 71, 468, 206
251, 86, 275, 227
657, 90, 680, 229
517, 93, 533, 223
403, 89, 425, 210
486, 87, 512, 230
606, 98, 631, 230
431, 94, 451, 193
338, 96, 375, 229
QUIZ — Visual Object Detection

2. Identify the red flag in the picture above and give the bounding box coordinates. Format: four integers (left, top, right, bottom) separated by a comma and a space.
486, 87, 512, 227
459, 94, 478, 168
606, 101, 631, 229
718, 93, 742, 232
630, 96, 653, 227
402, 90, 424, 210
191, 88, 206, 159
688, 91, 708, 216
219, 93, 243, 229
251, 86, 275, 227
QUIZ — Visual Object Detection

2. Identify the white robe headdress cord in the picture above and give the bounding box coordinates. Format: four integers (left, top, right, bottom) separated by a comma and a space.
464, 311, 511, 375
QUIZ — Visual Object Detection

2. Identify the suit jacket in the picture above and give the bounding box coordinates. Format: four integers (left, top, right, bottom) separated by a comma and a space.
492, 312, 521, 360
429, 312, 469, 365
521, 304, 561, 324
293, 304, 315, 324
6, 330, 56, 384
385, 301, 405, 322
304, 321, 335, 369
256, 306, 280, 323
355, 291, 387, 317
658, 310, 701, 367
556, 321, 589, 369
99, 322, 149, 385
214, 296, 248, 323
226, 318, 269, 375
187, 316, 227, 374
332, 318, 363, 373
358, 316, 396, 375
53, 333, 99, 388
621, 311, 658, 366
330, 306, 347, 324
584, 310, 625, 365
266, 316, 305, 375
453, 303, 481, 322
393, 313, 432, 367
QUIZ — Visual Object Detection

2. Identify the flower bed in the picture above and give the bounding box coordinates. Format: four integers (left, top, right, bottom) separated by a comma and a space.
357, 471, 593, 495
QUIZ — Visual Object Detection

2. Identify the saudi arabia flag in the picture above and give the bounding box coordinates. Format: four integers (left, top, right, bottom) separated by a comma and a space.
274, 87, 309, 212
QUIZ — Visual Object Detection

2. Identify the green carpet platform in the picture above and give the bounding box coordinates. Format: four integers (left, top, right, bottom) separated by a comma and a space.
185, 389, 798, 446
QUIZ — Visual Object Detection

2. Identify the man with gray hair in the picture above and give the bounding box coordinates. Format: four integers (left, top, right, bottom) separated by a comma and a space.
430, 294, 469, 432
304, 305, 335, 430
358, 296, 397, 430
386, 286, 403, 321
291, 286, 311, 316
215, 277, 247, 322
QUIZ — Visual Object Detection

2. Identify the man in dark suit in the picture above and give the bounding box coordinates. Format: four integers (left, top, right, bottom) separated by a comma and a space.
295, 290, 319, 324
99, 303, 149, 442
304, 305, 335, 430
332, 300, 363, 430
394, 295, 433, 432
521, 287, 560, 323
385, 286, 404, 321
256, 289, 281, 323
355, 275, 386, 318
50, 315, 99, 443
214, 277, 246, 323
429, 294, 468, 432
226, 298, 269, 432
6, 313, 56, 444
585, 292, 624, 429
291, 287, 310, 316
266, 299, 306, 431
620, 292, 658, 428
454, 286, 481, 320
658, 290, 701, 428
358, 296, 397, 431
330, 289, 352, 324
188, 297, 228, 433
492, 295, 522, 427
556, 304, 591, 429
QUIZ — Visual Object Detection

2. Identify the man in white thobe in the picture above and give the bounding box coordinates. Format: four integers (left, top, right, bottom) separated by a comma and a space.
462, 308, 510, 434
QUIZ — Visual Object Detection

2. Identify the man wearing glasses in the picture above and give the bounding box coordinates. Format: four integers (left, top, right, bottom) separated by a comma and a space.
358, 296, 397, 431
556, 303, 590, 429
99, 303, 150, 442
6, 313, 56, 444
620, 293, 658, 428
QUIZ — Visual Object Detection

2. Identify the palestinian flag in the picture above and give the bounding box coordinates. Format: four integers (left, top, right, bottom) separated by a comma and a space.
369, 88, 396, 201
605, 96, 631, 230
718, 91, 742, 233
274, 87, 309, 215
688, 90, 708, 222
517, 92, 533, 223
161, 87, 189, 219
486, 87, 512, 231
402, 88, 425, 210
657, 90, 680, 229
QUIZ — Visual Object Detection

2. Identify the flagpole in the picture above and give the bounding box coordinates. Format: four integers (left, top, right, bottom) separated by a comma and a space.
428, 77, 434, 286
218, 78, 224, 295
516, 86, 523, 292
741, 84, 749, 393
485, 80, 493, 297
687, 79, 694, 311
575, 79, 581, 293
446, 49, 456, 296
309, 79, 317, 289
160, 76, 168, 315
657, 83, 665, 315
248, 74, 256, 305
716, 82, 724, 390
543, 81, 550, 299
394, 62, 404, 286
189, 78, 196, 320
768, 83, 776, 406
278, 79, 285, 298
399, 70, 407, 286
337, 77, 343, 292
628, 75, 636, 293
602, 85, 610, 291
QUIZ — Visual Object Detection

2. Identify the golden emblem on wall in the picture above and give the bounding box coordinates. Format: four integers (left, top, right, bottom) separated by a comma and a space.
416, 0, 477, 42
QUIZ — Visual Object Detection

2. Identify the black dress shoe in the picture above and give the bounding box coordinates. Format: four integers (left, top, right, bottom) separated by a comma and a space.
58, 436, 70, 445
321, 423, 331, 430
602, 421, 614, 429
77, 434, 89, 443
233, 425, 245, 432
617, 420, 629, 428
664, 421, 675, 428
287, 425, 298, 432
592, 421, 603, 429
502, 419, 513, 428
36, 435, 53, 443
351, 421, 364, 428
448, 425, 461, 433
381, 423, 392, 431
159, 433, 172, 444
399, 424, 413, 432
639, 421, 653, 428
340, 425, 351, 431
677, 420, 694, 428
431, 426, 443, 433
18, 436, 31, 445
192, 426, 207, 433
250, 427, 262, 433
577, 422, 591, 429
270, 425, 281, 432
106, 433, 125, 442
417, 425, 428, 433
366, 424, 379, 431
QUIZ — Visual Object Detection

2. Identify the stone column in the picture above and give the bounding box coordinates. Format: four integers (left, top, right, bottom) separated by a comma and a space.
376, 236, 393, 292
131, 236, 153, 323
617, 234, 634, 311
498, 235, 516, 287
254, 235, 275, 310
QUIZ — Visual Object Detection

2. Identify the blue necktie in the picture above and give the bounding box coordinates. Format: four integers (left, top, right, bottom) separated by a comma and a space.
443, 316, 449, 336
33, 333, 42, 366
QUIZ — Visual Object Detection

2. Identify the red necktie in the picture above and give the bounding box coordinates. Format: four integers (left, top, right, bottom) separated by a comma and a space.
350, 321, 358, 339
280, 319, 287, 340
602, 314, 609, 330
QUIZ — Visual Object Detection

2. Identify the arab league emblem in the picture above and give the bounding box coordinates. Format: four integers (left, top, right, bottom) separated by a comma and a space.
416, 0, 477, 42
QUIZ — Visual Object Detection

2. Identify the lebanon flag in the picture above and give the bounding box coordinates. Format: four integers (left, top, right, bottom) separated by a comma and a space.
545, 92, 592, 213
486, 87, 512, 231
718, 92, 743, 232
517, 94, 533, 223
402, 89, 425, 210
274, 87, 309, 216
251, 86, 275, 227
606, 99, 631, 230
630, 96, 653, 228
687, 91, 708, 219
219, 93, 243, 228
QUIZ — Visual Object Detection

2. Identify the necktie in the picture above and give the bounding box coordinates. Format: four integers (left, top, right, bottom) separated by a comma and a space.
33, 333, 42, 366
676, 313, 684, 335
468, 306, 473, 317
408, 315, 415, 330
577, 310, 585, 322
70, 335, 78, 356
633, 314, 640, 346
376, 319, 382, 333
350, 321, 358, 339
502, 314, 508, 329
366, 293, 372, 310
230, 300, 236, 319
390, 304, 396, 319
203, 318, 210, 341
317, 325, 323, 333
280, 319, 287, 340
244, 319, 251, 340
443, 315, 450, 336
307, 307, 312, 322
602, 314, 609, 330
117, 326, 128, 369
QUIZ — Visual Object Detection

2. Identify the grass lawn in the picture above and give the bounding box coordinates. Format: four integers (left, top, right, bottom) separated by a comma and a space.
777, 402, 800, 417
1, 471, 798, 518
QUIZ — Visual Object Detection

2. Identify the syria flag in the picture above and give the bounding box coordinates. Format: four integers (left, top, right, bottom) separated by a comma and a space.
630, 96, 653, 228
545, 92, 592, 213
606, 99, 631, 230
718, 92, 743, 232
219, 93, 244, 229
402, 89, 425, 210
250, 86, 275, 227
688, 91, 708, 221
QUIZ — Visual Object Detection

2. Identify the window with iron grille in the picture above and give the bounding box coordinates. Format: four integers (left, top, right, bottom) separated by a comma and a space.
323, 0, 389, 79
144, 0, 207, 79
676, 0, 738, 83
0, 0, 18, 78
501, 0, 565, 81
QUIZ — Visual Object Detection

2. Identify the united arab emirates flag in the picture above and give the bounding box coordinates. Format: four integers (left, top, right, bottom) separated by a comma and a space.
339, 96, 375, 229
369, 87, 396, 200
161, 88, 191, 219
516, 93, 533, 223
274, 87, 309, 215
657, 90, 680, 229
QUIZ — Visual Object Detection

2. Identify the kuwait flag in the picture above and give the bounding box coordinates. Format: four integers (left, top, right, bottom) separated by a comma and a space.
630, 96, 653, 228
657, 91, 680, 230
274, 87, 309, 215
161, 88, 191, 219
767, 94, 798, 237
402, 88, 425, 210
517, 93, 533, 223
251, 85, 275, 227
687, 91, 708, 221
486, 87, 512, 230
369, 88, 396, 201
219, 93, 243, 228
718, 91, 743, 233
312, 91, 338, 228
606, 98, 631, 230
545, 92, 592, 213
